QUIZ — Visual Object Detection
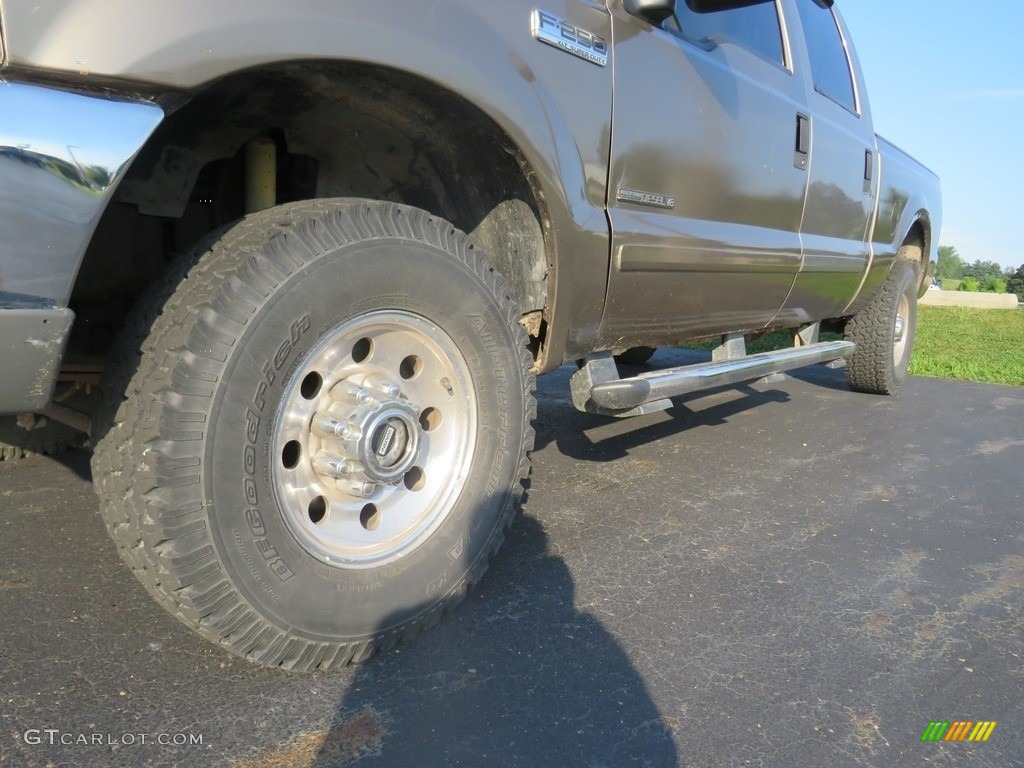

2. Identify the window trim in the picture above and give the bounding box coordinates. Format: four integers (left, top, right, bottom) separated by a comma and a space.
666, 0, 794, 75
777, 0, 795, 74
831, 7, 863, 116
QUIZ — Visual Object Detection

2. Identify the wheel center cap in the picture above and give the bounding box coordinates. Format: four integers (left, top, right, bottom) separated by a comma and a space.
372, 418, 409, 469
894, 315, 906, 343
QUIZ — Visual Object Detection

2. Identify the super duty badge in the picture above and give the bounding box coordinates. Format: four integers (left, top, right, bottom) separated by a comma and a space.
532, 10, 608, 67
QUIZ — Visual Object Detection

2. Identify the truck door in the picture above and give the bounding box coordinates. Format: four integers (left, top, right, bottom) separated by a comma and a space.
774, 0, 876, 325
601, 0, 809, 348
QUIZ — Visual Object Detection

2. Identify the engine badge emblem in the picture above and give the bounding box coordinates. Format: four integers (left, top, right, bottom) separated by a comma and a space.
617, 188, 676, 210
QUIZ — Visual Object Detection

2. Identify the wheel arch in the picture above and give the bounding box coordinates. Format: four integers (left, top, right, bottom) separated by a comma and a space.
46, 2, 615, 375
68, 60, 557, 363
846, 202, 937, 319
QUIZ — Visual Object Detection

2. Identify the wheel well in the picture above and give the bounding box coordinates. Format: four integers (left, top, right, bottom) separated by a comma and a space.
68, 61, 551, 365
819, 219, 930, 336
898, 220, 929, 292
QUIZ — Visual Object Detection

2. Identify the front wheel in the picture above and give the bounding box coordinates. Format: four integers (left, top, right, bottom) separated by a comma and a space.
93, 200, 535, 670
845, 259, 919, 395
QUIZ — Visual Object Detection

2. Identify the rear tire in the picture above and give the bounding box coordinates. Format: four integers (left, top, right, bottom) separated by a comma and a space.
0, 416, 83, 461
0, 386, 94, 461
92, 199, 535, 670
845, 259, 919, 395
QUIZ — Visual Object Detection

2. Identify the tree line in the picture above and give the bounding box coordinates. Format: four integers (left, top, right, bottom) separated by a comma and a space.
936, 246, 1024, 299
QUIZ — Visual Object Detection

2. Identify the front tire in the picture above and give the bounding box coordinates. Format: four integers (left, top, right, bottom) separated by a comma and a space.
93, 200, 535, 670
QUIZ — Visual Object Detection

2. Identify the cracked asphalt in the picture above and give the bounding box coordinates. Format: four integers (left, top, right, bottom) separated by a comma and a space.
1, 351, 1022, 767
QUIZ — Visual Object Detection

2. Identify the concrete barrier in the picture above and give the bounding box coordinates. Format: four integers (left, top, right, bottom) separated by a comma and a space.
919, 290, 1020, 309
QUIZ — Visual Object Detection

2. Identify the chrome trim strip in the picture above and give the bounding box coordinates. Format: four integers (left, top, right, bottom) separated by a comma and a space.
0, 81, 164, 306
775, 0, 794, 74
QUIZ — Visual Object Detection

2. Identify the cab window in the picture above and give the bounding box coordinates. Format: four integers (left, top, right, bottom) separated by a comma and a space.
672, 0, 785, 67
795, 0, 857, 112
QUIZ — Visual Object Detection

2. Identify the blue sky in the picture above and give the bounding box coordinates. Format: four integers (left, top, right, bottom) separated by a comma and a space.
839, 0, 1024, 270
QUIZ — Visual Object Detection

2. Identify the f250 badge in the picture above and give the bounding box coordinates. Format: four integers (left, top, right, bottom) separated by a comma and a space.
532, 10, 608, 67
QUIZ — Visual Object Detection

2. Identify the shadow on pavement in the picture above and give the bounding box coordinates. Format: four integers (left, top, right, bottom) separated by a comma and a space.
49, 444, 94, 483
253, 516, 680, 767
534, 354, 798, 463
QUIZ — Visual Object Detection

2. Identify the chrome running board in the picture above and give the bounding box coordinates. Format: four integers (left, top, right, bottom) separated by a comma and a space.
571, 339, 855, 417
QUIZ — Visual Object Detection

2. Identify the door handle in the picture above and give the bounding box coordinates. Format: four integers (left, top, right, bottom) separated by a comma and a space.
794, 114, 810, 170
863, 149, 874, 194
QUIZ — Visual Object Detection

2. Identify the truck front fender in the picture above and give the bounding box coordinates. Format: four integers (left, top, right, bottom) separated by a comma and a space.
2, 0, 615, 370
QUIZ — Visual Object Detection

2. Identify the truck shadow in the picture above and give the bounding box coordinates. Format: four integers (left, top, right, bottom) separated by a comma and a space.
540, 383, 791, 464
291, 515, 678, 768
534, 348, 851, 463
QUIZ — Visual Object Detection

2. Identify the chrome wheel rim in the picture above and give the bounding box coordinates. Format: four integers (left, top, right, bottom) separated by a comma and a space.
272, 311, 477, 569
893, 294, 910, 365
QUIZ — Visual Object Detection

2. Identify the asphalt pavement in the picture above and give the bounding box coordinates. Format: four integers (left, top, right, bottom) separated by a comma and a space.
2, 351, 1022, 767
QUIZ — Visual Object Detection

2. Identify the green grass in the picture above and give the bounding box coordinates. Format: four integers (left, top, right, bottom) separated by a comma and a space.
680, 305, 1024, 387
909, 305, 1024, 387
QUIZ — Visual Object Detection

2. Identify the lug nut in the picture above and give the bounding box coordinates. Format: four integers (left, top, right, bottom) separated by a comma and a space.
363, 374, 401, 399
350, 481, 377, 498
349, 387, 375, 407
312, 452, 355, 478
312, 414, 348, 440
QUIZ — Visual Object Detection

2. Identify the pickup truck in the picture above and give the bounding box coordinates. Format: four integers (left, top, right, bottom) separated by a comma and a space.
0, 0, 940, 670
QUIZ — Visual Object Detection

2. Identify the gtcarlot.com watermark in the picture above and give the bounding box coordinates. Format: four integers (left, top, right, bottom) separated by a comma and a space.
24, 729, 203, 747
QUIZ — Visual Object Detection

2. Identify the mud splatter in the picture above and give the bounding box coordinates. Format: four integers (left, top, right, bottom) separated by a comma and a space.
895, 555, 1024, 655
886, 550, 928, 581
232, 707, 388, 768
991, 397, 1024, 411
698, 544, 734, 561
855, 485, 898, 503
911, 613, 957, 654
785, 521, 828, 544
973, 438, 1024, 456
846, 709, 889, 753
961, 555, 1024, 611
863, 613, 891, 634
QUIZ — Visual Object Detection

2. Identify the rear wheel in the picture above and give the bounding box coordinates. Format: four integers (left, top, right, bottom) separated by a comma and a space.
93, 199, 535, 670
0, 415, 82, 461
845, 259, 919, 395
0, 385, 94, 461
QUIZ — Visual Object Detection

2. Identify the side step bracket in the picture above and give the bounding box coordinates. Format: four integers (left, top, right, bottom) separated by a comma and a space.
571, 338, 855, 418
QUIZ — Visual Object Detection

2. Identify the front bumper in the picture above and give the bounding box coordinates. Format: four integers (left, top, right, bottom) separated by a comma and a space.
0, 80, 163, 413
0, 302, 75, 412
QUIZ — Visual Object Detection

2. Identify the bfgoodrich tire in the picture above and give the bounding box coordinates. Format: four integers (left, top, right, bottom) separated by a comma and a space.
92, 199, 535, 670
845, 259, 919, 395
